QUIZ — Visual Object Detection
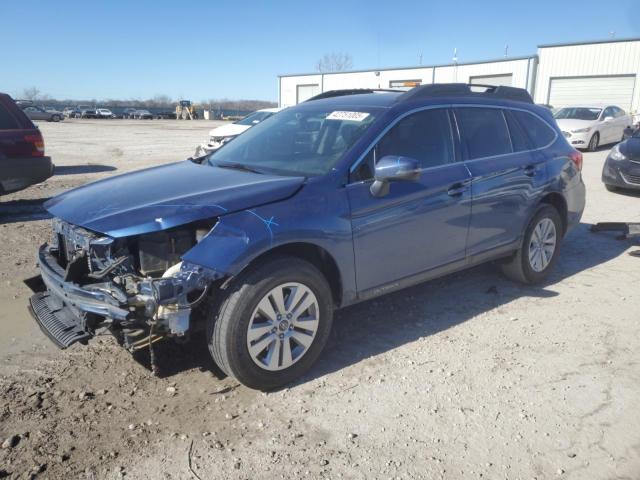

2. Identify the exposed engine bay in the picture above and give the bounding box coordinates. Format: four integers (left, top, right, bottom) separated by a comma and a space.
36, 218, 220, 352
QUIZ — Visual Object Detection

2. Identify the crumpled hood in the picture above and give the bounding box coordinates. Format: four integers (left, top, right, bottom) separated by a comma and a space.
555, 119, 597, 132
208, 123, 250, 138
45, 161, 304, 238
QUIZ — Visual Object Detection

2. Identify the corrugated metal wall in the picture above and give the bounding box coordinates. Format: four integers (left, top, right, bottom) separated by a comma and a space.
534, 41, 640, 112
279, 58, 532, 107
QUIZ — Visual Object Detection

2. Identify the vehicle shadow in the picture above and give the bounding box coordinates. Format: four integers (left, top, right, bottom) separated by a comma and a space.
0, 198, 52, 224
298, 221, 635, 387
131, 222, 634, 386
54, 164, 117, 175
611, 188, 640, 198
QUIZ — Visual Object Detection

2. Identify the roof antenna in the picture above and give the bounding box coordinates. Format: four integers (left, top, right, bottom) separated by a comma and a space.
453, 48, 458, 82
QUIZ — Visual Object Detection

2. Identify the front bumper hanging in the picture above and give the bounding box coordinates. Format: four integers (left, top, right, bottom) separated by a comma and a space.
28, 244, 216, 349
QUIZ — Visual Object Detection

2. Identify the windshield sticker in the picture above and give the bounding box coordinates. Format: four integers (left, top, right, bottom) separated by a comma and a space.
326, 111, 370, 122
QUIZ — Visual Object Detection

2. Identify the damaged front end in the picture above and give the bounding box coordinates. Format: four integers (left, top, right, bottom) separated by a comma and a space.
28, 218, 221, 351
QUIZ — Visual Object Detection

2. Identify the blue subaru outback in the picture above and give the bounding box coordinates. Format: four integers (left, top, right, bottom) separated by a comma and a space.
28, 84, 585, 390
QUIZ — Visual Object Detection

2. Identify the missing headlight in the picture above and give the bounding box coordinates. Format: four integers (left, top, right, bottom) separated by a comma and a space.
138, 230, 194, 276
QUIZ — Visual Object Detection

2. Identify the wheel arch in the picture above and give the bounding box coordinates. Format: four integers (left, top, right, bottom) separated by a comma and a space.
239, 241, 343, 308
540, 191, 568, 235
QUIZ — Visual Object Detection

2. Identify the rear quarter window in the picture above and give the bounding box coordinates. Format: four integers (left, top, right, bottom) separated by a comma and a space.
0, 101, 20, 129
511, 110, 556, 149
455, 107, 512, 159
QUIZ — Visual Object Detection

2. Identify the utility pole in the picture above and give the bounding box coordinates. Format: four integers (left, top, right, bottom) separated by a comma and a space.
418, 51, 423, 65
504, 44, 509, 58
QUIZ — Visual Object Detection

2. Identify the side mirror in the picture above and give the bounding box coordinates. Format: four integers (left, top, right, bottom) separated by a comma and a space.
604, 116, 614, 122
370, 155, 420, 197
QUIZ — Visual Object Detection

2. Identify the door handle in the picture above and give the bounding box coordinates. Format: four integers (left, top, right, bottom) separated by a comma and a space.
523, 165, 536, 177
447, 183, 470, 197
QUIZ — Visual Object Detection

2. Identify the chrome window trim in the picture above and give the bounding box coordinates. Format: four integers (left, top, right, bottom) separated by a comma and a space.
348, 103, 559, 180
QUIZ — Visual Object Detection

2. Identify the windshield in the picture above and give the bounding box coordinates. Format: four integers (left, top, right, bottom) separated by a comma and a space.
554, 107, 602, 121
236, 111, 275, 126
207, 107, 380, 176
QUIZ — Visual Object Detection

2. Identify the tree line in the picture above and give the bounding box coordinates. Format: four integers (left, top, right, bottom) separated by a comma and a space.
20, 88, 276, 111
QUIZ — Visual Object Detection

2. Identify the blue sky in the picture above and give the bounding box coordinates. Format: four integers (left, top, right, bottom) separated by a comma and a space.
1, 0, 638, 102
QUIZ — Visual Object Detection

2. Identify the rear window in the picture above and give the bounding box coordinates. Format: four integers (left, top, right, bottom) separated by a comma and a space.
511, 110, 556, 148
455, 108, 512, 159
0, 101, 20, 130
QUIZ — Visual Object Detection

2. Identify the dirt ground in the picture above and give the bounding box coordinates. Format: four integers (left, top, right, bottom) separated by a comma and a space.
1, 119, 639, 480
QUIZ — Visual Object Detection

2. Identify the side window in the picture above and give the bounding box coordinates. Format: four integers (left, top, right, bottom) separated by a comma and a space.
455, 108, 512, 159
613, 107, 625, 118
511, 110, 556, 149
602, 107, 614, 119
0, 104, 19, 129
351, 108, 454, 182
504, 110, 532, 152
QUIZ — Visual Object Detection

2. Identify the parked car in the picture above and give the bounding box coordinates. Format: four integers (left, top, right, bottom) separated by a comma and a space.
28, 84, 585, 390
79, 106, 97, 119
554, 105, 631, 152
21, 105, 64, 122
602, 127, 640, 191
154, 111, 177, 120
195, 108, 282, 155
133, 109, 153, 119
0, 93, 54, 195
96, 108, 115, 119
63, 107, 80, 118
121, 108, 138, 119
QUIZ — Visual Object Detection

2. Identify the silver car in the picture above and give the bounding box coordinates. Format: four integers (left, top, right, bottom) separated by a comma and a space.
22, 105, 64, 122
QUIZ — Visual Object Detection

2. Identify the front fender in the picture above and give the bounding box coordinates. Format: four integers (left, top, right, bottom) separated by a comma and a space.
181, 182, 357, 306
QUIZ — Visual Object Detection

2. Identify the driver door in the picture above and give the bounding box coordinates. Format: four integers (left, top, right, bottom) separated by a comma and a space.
346, 108, 472, 294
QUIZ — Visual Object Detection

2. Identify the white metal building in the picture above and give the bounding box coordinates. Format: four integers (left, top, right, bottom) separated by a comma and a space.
534, 38, 640, 112
279, 37, 640, 113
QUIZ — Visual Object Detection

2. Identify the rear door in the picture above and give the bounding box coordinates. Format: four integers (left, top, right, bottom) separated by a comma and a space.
458, 106, 549, 256
347, 107, 472, 293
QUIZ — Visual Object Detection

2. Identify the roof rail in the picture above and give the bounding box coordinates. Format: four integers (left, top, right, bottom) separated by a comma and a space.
398, 83, 533, 104
305, 89, 403, 102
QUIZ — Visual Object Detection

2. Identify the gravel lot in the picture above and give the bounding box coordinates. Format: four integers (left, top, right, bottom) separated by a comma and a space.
1, 119, 639, 480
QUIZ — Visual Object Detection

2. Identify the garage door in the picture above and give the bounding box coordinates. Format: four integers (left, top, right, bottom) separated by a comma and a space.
548, 76, 635, 110
469, 74, 513, 86
296, 84, 320, 104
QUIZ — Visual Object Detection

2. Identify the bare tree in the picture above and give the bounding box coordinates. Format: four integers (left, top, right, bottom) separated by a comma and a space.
23, 86, 40, 100
315, 52, 353, 73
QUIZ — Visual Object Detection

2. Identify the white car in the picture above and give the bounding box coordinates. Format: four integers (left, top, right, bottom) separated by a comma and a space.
554, 105, 631, 152
195, 108, 282, 156
96, 108, 115, 119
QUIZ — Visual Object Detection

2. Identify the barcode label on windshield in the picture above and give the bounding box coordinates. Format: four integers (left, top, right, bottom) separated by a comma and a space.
326, 111, 370, 122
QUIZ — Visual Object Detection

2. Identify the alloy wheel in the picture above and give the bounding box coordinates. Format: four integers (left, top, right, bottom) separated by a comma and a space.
528, 218, 557, 272
246, 282, 319, 371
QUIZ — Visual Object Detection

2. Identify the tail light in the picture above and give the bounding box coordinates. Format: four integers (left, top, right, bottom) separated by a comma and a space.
24, 132, 45, 157
569, 149, 583, 171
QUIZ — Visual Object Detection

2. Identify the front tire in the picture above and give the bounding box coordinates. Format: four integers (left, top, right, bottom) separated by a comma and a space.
207, 256, 333, 390
588, 132, 599, 152
501, 205, 562, 284
605, 184, 618, 192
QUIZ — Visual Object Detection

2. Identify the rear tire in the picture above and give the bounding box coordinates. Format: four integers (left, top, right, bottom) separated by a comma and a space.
207, 256, 333, 390
588, 132, 599, 152
501, 205, 562, 284
605, 184, 618, 192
